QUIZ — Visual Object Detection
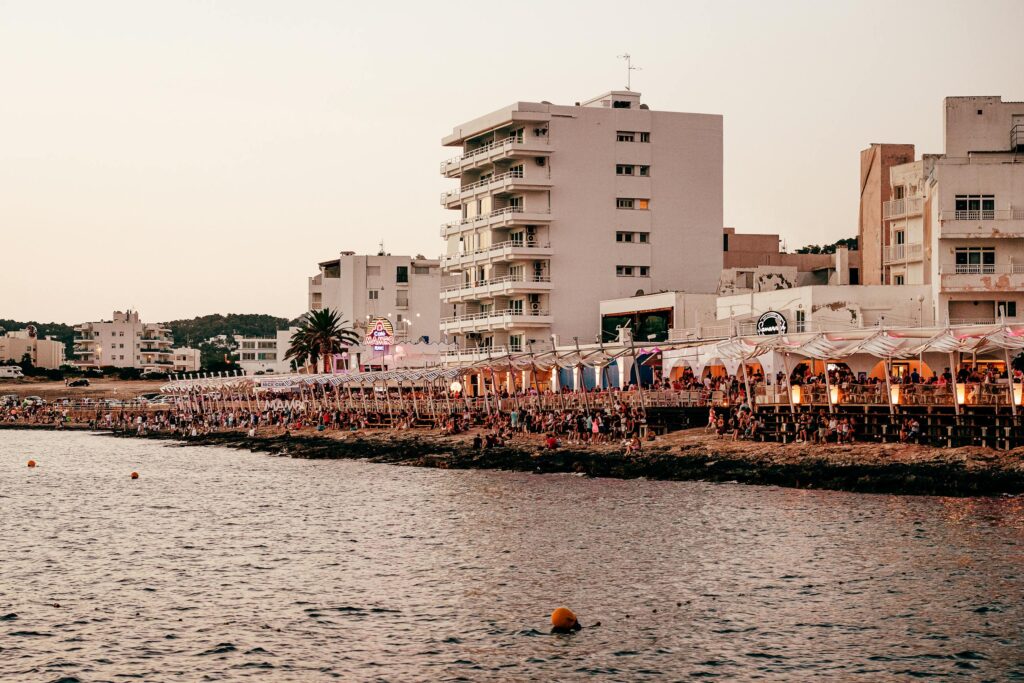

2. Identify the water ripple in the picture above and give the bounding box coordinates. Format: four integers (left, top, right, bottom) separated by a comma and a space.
1, 429, 1022, 680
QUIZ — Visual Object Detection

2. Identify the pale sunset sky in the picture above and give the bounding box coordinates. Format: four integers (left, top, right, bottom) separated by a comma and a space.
2, 0, 1022, 323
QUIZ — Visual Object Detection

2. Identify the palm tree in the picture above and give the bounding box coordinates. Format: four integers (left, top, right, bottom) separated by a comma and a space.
285, 309, 360, 373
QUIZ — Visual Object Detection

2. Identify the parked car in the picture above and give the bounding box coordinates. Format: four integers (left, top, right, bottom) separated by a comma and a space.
68, 378, 90, 387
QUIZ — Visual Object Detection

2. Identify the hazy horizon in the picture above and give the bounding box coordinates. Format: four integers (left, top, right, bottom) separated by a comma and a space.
3, 0, 1023, 324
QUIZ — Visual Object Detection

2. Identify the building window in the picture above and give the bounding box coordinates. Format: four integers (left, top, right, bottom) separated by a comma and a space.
368, 290, 379, 300
616, 231, 634, 242
638, 266, 649, 276
638, 232, 649, 243
616, 131, 635, 142
639, 165, 650, 176
954, 194, 995, 220
616, 265, 634, 277
396, 266, 409, 283
954, 247, 995, 274
508, 164, 524, 178
894, 274, 905, 285
396, 291, 409, 307
996, 301, 1017, 319
413, 266, 430, 275
616, 164, 634, 175
639, 132, 650, 143
616, 198, 635, 209
509, 334, 524, 352
637, 199, 649, 210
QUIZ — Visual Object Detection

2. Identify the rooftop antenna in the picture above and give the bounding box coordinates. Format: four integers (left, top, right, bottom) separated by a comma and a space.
618, 53, 641, 91
377, 239, 385, 256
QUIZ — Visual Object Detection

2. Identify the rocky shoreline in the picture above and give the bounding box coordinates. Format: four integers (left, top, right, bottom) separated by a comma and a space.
83, 427, 1024, 497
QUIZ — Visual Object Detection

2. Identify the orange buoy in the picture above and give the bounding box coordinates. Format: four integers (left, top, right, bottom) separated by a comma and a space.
130, 471, 139, 479
551, 607, 578, 631
27, 460, 36, 468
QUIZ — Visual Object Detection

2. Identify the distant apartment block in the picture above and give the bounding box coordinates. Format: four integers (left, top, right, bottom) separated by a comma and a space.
861, 96, 1024, 325
439, 90, 722, 354
172, 347, 201, 373
233, 328, 298, 375
0, 328, 66, 370
73, 310, 173, 370
308, 252, 441, 343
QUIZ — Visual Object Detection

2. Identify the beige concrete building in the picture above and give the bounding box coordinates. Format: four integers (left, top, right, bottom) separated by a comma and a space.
858, 143, 916, 285
720, 227, 860, 295
439, 90, 722, 356
868, 96, 1024, 325
0, 328, 66, 369
308, 252, 441, 344
73, 310, 173, 370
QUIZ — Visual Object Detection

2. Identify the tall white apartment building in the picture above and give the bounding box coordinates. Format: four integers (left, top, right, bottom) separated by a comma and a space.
439, 90, 722, 354
878, 96, 1024, 324
73, 310, 174, 370
308, 252, 442, 343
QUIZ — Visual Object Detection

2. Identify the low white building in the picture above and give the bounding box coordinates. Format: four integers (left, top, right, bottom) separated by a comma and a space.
73, 310, 173, 371
600, 291, 718, 344
171, 347, 201, 373
715, 284, 935, 335
233, 328, 298, 375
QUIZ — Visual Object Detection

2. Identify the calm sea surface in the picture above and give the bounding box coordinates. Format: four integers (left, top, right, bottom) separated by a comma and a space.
1, 430, 1022, 682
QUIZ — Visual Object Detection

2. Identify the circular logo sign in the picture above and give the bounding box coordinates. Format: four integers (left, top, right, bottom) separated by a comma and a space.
756, 311, 788, 335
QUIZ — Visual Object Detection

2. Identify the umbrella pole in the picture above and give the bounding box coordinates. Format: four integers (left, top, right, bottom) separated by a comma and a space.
1004, 345, 1017, 417
823, 359, 834, 414
883, 357, 895, 416
949, 352, 960, 417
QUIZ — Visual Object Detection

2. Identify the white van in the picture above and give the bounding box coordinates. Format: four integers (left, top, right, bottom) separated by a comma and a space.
0, 367, 25, 379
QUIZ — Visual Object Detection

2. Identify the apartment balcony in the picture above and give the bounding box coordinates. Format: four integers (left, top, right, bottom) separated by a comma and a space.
939, 263, 1024, 292
440, 275, 553, 303
440, 207, 552, 239
939, 208, 1024, 238
441, 240, 553, 271
440, 308, 553, 334
440, 134, 552, 178
440, 170, 552, 209
882, 242, 924, 265
883, 196, 923, 220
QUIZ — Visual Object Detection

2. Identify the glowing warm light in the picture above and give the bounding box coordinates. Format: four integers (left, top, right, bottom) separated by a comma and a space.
790, 385, 801, 404
955, 383, 967, 405
1014, 383, 1022, 406
890, 385, 900, 405
829, 386, 840, 404
449, 381, 462, 393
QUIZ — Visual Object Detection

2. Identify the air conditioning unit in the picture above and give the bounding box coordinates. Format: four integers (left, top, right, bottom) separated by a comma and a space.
536, 157, 546, 166
531, 302, 541, 312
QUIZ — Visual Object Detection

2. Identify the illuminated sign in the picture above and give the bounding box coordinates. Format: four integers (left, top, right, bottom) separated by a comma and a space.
365, 317, 395, 351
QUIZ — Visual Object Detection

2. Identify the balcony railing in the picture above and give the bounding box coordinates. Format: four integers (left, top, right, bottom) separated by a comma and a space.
882, 196, 923, 220
939, 264, 1024, 275
441, 275, 552, 296
440, 207, 552, 235
882, 242, 923, 264
440, 134, 524, 169
441, 308, 552, 325
440, 169, 532, 204
442, 240, 552, 267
